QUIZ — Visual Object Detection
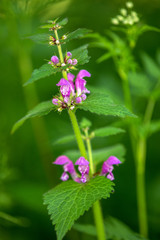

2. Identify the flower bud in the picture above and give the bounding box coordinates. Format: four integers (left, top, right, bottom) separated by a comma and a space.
72, 59, 78, 65
51, 56, 59, 64
67, 59, 72, 64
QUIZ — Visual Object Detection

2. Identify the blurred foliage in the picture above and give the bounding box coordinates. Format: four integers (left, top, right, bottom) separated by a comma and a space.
0, 0, 160, 240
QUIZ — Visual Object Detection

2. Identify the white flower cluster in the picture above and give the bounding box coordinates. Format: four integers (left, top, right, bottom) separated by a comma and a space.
111, 2, 139, 26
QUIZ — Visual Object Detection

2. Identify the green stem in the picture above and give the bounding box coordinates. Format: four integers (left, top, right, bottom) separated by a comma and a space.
118, 68, 132, 111
68, 110, 87, 159
84, 129, 106, 240
54, 29, 67, 79
84, 128, 94, 174
118, 66, 149, 237
144, 98, 155, 125
55, 26, 105, 240
136, 137, 148, 237
93, 201, 106, 240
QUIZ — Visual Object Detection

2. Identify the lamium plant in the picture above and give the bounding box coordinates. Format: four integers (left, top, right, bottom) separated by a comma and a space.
12, 5, 157, 240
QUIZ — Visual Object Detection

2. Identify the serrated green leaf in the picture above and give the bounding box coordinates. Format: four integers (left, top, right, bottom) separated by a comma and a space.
24, 64, 59, 86
74, 216, 147, 240
128, 72, 153, 97
104, 216, 147, 240
11, 101, 54, 134
141, 52, 160, 79
63, 144, 125, 165
57, 18, 68, 26
26, 33, 50, 44
43, 176, 114, 240
71, 45, 90, 65
78, 92, 136, 118
66, 28, 91, 42
94, 126, 125, 138
93, 144, 125, 165
41, 18, 68, 29
53, 135, 75, 145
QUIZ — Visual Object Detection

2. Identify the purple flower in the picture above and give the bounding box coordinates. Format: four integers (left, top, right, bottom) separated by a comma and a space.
67, 52, 72, 57
52, 70, 91, 111
67, 59, 73, 64
101, 156, 121, 181
75, 157, 89, 183
51, 56, 59, 64
72, 59, 78, 65
53, 155, 79, 181
75, 70, 91, 99
52, 98, 59, 105
56, 79, 71, 97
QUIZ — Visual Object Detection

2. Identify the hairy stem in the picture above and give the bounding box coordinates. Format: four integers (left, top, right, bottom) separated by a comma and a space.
68, 110, 87, 159
54, 29, 67, 79
84, 129, 106, 240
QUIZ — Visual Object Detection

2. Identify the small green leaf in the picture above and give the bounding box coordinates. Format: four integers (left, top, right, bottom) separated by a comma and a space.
78, 92, 136, 118
80, 118, 92, 129
57, 18, 68, 27
74, 216, 147, 240
71, 45, 90, 65
43, 176, 114, 240
94, 126, 125, 138
24, 64, 59, 86
141, 52, 160, 79
66, 28, 91, 42
63, 144, 125, 165
53, 135, 75, 145
27, 33, 50, 44
12, 101, 54, 134
92, 144, 125, 165
104, 216, 147, 240
41, 18, 68, 29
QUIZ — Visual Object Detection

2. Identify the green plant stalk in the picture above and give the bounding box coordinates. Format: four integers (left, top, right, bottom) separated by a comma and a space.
136, 137, 148, 236
84, 128, 94, 173
84, 129, 106, 240
118, 66, 149, 237
68, 110, 87, 159
55, 27, 106, 240
54, 29, 68, 79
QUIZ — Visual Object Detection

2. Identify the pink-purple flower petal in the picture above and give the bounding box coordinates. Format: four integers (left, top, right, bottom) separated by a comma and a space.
51, 56, 59, 64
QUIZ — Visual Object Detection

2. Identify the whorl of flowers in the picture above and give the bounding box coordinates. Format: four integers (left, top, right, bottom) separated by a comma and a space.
48, 51, 78, 69
53, 155, 121, 183
52, 69, 91, 112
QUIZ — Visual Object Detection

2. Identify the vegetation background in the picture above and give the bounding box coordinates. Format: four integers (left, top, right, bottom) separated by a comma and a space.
0, 0, 160, 239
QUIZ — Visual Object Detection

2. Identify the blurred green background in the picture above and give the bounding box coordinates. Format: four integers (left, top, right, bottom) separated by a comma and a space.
0, 0, 160, 239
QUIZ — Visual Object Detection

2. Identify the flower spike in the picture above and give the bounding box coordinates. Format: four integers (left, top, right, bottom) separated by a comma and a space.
52, 70, 91, 111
